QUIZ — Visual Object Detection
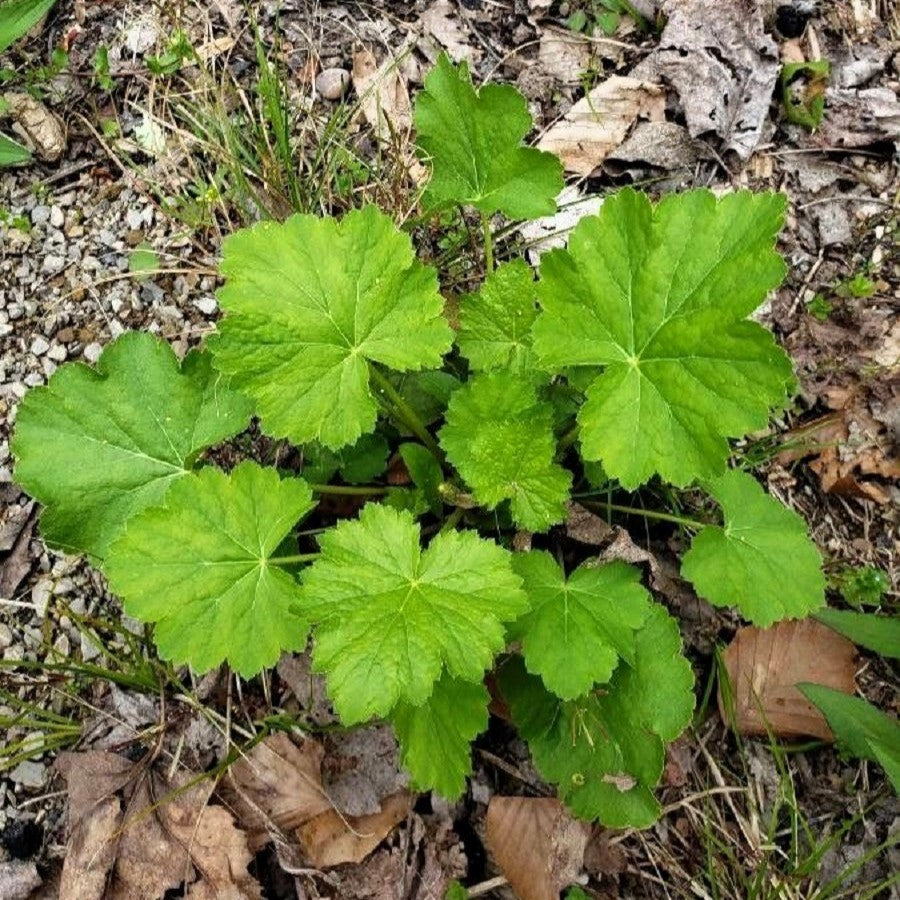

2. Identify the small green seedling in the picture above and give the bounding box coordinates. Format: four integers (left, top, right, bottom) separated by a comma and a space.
12, 55, 830, 828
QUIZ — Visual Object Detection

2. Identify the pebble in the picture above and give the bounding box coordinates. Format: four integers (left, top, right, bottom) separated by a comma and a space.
0, 623, 12, 650
83, 342, 103, 363
30, 205, 51, 226
41, 254, 66, 274
49, 205, 64, 228
47, 344, 67, 362
193, 296, 218, 315
316, 67, 351, 100
140, 282, 164, 305
29, 336, 49, 356
9, 761, 46, 788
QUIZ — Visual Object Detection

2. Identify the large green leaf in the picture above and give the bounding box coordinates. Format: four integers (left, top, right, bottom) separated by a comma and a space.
501, 604, 694, 827
391, 673, 489, 798
0, 132, 32, 166
439, 372, 571, 532
457, 259, 538, 373
509, 552, 651, 699
533, 188, 793, 488
798, 684, 900, 793
12, 332, 252, 560
414, 53, 563, 219
208, 206, 452, 450
0, 0, 57, 53
300, 503, 527, 724
105, 462, 315, 676
813, 609, 900, 659
681, 469, 824, 626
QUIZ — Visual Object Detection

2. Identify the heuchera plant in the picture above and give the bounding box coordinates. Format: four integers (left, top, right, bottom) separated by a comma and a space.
11, 54, 826, 827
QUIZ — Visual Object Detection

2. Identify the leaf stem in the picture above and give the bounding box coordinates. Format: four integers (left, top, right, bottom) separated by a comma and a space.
580, 500, 707, 530
368, 364, 444, 461
440, 506, 465, 533
308, 484, 389, 496
481, 212, 494, 273
269, 553, 318, 565
557, 423, 580, 452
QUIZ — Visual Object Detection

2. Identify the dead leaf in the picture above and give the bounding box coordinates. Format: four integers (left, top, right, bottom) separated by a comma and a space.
633, 0, 779, 159
538, 32, 592, 85
0, 860, 42, 900
2, 93, 66, 162
0, 503, 35, 600
604, 120, 704, 173
351, 48, 412, 139
419, 0, 479, 64
277, 652, 336, 726
565, 501, 614, 546
538, 75, 665, 175
486, 797, 590, 900
582, 827, 627, 878
720, 619, 858, 740
298, 791, 412, 868
518, 186, 603, 263
817, 87, 900, 148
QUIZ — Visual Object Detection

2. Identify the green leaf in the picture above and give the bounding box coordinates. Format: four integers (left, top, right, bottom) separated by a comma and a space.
533, 188, 793, 488
681, 469, 825, 626
500, 604, 694, 827
0, 132, 31, 166
797, 684, 900, 793
12, 332, 252, 560
0, 0, 57, 53
414, 53, 563, 219
391, 673, 489, 798
813, 609, 900, 660
386, 370, 459, 430
457, 259, 538, 372
301, 503, 527, 724
444, 882, 469, 900
509, 552, 651, 699
336, 433, 390, 484
208, 206, 452, 450
399, 443, 444, 514
105, 462, 315, 677
128, 242, 159, 280
439, 373, 571, 532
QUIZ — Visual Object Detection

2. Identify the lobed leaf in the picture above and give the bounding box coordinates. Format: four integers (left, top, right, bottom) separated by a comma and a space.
681, 469, 825, 626
12, 332, 252, 560
439, 373, 571, 532
501, 604, 694, 827
509, 552, 652, 700
208, 206, 452, 450
414, 53, 563, 219
391, 673, 490, 798
533, 188, 793, 488
105, 462, 315, 677
300, 503, 527, 724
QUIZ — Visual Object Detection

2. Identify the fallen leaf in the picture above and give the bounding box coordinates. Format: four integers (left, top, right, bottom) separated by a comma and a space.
0, 502, 35, 599
485, 796, 590, 900
352, 48, 412, 139
2, 92, 66, 161
419, 0, 479, 64
538, 75, 665, 175
720, 619, 858, 740
604, 120, 705, 173
518, 186, 603, 263
538, 31, 592, 85
817, 87, 900, 148
0, 860, 42, 900
564, 501, 614, 546
632, 0, 779, 159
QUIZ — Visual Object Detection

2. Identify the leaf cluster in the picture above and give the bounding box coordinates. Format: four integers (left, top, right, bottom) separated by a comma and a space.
12, 54, 836, 825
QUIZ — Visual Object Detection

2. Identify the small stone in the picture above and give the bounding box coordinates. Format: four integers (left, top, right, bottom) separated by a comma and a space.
49, 205, 64, 228
140, 282, 165, 305
30, 205, 51, 226
41, 254, 66, 274
31, 578, 53, 618
83, 342, 103, 363
47, 344, 67, 362
30, 336, 49, 356
316, 67, 351, 100
108, 319, 125, 339
80, 631, 102, 662
193, 296, 218, 316
0, 623, 12, 650
125, 208, 144, 230
9, 760, 46, 788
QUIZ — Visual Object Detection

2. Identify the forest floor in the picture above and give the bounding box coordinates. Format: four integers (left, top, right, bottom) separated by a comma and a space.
0, 1, 897, 898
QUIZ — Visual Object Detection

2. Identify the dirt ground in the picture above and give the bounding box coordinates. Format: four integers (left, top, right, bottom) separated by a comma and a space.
0, 0, 897, 898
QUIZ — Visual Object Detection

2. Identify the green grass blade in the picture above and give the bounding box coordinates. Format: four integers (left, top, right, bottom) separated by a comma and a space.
0, 131, 32, 166
814, 608, 900, 659
0, 0, 58, 53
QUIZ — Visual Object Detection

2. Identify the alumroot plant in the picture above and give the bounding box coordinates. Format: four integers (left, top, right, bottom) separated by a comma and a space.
12, 54, 825, 827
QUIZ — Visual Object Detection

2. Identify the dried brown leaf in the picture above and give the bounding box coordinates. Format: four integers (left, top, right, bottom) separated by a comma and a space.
720, 619, 858, 740
351, 48, 412, 139
485, 796, 590, 900
0, 860, 42, 900
0, 503, 35, 600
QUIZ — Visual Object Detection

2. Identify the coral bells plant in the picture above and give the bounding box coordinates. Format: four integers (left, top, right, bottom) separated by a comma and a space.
12, 54, 825, 827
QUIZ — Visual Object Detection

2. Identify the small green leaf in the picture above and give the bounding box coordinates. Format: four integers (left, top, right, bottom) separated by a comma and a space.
509, 552, 651, 699
533, 188, 792, 488
391, 673, 489, 798
12, 332, 252, 560
797, 684, 900, 793
301, 503, 527, 724
681, 469, 825, 626
501, 604, 694, 827
0, 132, 32, 166
105, 462, 315, 677
128, 242, 159, 280
781, 60, 830, 130
399, 443, 444, 514
813, 609, 900, 659
439, 373, 571, 532
336, 433, 389, 484
457, 259, 538, 373
0, 0, 58, 54
414, 53, 563, 219
208, 206, 452, 450
444, 881, 469, 900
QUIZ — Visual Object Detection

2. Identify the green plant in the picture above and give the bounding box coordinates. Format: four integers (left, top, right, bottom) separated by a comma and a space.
145, 28, 194, 76
831, 564, 890, 608
11, 55, 830, 828
781, 60, 830, 130
566, 0, 651, 35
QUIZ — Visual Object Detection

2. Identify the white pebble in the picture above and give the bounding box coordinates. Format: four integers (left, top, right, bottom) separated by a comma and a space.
49, 205, 64, 228
83, 342, 103, 363
193, 296, 218, 316
10, 760, 46, 787
0, 623, 12, 650
30, 336, 50, 356
316, 67, 351, 100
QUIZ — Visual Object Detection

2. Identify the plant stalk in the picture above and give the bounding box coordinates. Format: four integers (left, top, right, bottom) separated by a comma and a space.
580, 500, 706, 530
368, 364, 444, 460
269, 553, 318, 565
309, 484, 389, 496
481, 212, 494, 273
